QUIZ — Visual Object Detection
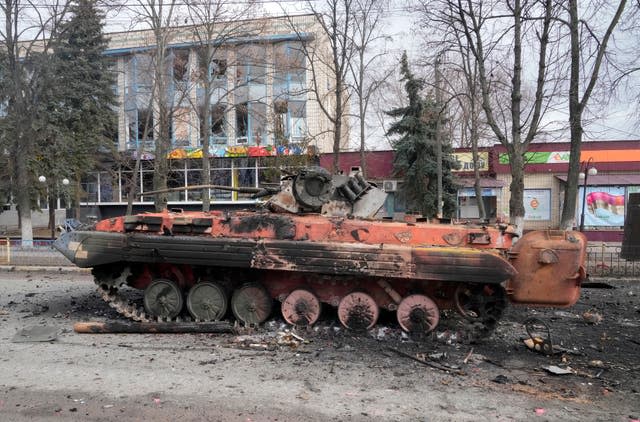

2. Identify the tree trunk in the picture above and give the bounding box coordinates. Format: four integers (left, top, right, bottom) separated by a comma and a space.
509, 150, 526, 236
15, 154, 33, 246
332, 84, 343, 173
75, 178, 82, 220
435, 53, 443, 218
359, 93, 366, 177
559, 0, 626, 229
48, 194, 56, 239
471, 136, 486, 220
358, 46, 367, 178
201, 49, 213, 212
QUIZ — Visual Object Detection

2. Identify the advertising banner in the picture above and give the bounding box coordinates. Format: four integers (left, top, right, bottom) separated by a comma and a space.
499, 151, 570, 164
453, 152, 489, 172
578, 186, 625, 227
524, 189, 551, 221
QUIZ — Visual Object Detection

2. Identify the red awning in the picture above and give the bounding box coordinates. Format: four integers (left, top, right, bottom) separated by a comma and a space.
555, 174, 640, 186
456, 178, 506, 188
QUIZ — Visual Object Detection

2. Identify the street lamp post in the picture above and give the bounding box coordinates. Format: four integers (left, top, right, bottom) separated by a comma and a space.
39, 176, 70, 239
579, 158, 597, 232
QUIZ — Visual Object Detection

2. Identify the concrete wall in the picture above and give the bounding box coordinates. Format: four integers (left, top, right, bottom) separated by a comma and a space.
0, 208, 68, 231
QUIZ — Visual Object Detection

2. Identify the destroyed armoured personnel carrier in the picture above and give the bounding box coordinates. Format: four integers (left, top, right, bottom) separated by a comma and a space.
55, 167, 587, 334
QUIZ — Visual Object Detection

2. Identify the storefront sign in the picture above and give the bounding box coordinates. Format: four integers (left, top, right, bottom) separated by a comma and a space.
452, 152, 489, 172
499, 149, 640, 165
524, 189, 551, 221
578, 187, 625, 227
499, 151, 569, 164
457, 187, 499, 197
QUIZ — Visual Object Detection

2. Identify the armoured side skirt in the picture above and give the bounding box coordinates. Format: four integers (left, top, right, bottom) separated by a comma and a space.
55, 231, 516, 284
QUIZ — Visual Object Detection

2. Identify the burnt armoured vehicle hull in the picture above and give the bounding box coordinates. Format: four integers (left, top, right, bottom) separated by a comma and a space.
54, 168, 587, 334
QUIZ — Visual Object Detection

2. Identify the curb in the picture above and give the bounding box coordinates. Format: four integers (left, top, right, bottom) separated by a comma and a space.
0, 265, 90, 273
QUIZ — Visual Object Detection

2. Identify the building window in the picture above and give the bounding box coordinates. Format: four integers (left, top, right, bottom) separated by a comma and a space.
274, 42, 306, 98
127, 107, 154, 146
273, 99, 306, 144
236, 44, 266, 85
235, 101, 266, 145
211, 105, 226, 139
236, 103, 248, 142
125, 54, 154, 149
212, 59, 227, 80
199, 103, 227, 145
173, 49, 189, 82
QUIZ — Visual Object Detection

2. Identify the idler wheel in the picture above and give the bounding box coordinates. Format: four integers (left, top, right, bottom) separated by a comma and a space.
144, 278, 184, 319
231, 283, 273, 326
186, 282, 228, 321
396, 294, 440, 333
337, 292, 379, 331
281, 289, 322, 326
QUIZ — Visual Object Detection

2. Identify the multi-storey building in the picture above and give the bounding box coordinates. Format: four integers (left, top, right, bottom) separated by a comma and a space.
80, 14, 347, 218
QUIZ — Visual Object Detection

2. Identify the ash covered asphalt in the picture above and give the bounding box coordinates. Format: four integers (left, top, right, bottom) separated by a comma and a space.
0, 269, 638, 421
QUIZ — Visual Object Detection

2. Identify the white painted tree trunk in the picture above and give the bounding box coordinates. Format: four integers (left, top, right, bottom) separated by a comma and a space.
511, 215, 524, 241
20, 215, 33, 247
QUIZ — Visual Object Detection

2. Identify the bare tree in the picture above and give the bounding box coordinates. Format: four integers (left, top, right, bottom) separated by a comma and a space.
559, 0, 627, 229
426, 0, 558, 233
185, 0, 259, 212
0, 0, 70, 245
124, 0, 179, 211
348, 0, 393, 177
282, 2, 356, 173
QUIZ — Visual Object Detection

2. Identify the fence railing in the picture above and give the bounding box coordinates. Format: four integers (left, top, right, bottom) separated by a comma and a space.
585, 245, 640, 278
0, 239, 72, 267
0, 237, 10, 264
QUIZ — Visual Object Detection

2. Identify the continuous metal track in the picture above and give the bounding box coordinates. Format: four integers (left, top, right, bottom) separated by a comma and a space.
93, 269, 507, 337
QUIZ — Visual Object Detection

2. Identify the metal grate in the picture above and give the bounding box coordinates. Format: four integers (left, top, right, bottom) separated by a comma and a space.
0, 238, 9, 264
585, 245, 640, 278
0, 240, 71, 267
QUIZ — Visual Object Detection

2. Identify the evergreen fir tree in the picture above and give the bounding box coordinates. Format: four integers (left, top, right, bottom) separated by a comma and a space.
45, 0, 117, 210
385, 52, 458, 218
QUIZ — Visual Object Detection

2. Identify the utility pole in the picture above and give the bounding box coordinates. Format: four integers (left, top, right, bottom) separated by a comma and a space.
435, 52, 443, 218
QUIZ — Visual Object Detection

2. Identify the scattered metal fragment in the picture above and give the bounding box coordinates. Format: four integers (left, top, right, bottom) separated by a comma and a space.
12, 325, 59, 343
463, 348, 474, 364
386, 347, 465, 375
581, 282, 615, 289
582, 311, 604, 324
524, 318, 553, 355
543, 365, 573, 375
492, 374, 509, 384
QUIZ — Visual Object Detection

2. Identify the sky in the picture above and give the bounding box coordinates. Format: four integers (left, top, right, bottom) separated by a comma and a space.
98, 1, 640, 148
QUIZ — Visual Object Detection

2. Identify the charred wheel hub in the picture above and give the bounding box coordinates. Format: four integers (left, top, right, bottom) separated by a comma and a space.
338, 292, 379, 331
281, 289, 321, 326
396, 294, 440, 333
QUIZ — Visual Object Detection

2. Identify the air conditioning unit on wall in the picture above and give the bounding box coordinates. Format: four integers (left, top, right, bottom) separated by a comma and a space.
383, 180, 398, 192
234, 136, 249, 145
